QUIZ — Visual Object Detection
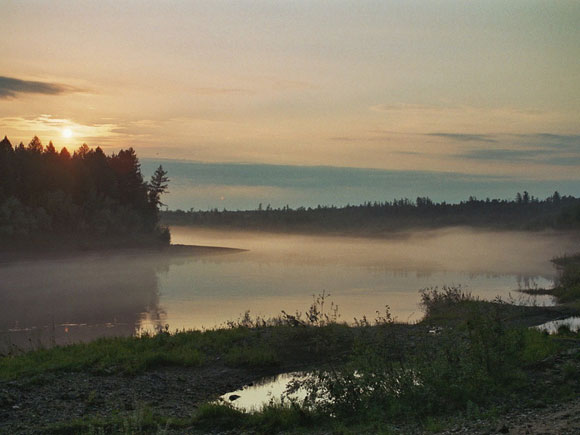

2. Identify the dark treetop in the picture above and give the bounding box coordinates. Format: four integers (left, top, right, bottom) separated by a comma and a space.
0, 136, 169, 250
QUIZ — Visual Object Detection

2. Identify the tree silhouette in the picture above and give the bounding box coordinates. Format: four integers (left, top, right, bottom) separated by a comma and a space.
0, 136, 170, 248
148, 165, 169, 209
163, 191, 580, 233
27, 136, 43, 153
0, 136, 15, 200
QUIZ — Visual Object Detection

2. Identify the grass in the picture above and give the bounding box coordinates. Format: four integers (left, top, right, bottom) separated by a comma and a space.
38, 311, 577, 434
2, 282, 580, 433
0, 326, 291, 379
552, 254, 580, 305
0, 332, 207, 379
417, 285, 553, 327
42, 402, 322, 434
0, 294, 356, 380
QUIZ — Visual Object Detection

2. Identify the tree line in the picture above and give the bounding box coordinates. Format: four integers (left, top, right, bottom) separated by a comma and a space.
162, 192, 580, 234
0, 136, 169, 248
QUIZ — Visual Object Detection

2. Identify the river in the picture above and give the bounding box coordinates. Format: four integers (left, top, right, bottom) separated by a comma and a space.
0, 227, 576, 351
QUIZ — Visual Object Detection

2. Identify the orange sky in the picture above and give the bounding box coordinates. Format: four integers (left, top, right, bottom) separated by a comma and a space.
1, 0, 579, 181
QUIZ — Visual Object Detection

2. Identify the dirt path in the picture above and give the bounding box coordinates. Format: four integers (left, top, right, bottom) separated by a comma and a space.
0, 364, 284, 434
2, 363, 579, 434
439, 398, 580, 435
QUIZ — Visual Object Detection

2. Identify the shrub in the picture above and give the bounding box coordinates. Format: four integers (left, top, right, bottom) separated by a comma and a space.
296, 302, 558, 423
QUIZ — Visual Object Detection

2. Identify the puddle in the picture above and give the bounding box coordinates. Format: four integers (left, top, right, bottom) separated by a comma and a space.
512, 294, 557, 307
219, 372, 310, 412
535, 317, 580, 334
219, 369, 419, 413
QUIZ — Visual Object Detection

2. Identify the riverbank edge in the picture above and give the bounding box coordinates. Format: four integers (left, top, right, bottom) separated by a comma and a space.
0, 243, 246, 264
1, 255, 579, 433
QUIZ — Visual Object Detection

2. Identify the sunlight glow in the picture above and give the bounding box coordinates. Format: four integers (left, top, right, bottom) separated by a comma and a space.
62, 128, 73, 138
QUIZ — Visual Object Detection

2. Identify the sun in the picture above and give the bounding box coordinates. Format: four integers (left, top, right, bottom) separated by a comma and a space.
62, 128, 73, 138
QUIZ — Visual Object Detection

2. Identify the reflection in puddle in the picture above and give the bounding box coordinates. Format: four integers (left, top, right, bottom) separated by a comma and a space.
219, 369, 421, 412
220, 372, 309, 412
535, 317, 580, 334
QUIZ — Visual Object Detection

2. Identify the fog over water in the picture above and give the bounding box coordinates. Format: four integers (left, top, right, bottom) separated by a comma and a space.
1, 227, 578, 351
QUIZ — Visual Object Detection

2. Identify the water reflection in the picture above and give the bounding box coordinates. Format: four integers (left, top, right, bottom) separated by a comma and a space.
220, 372, 309, 412
0, 252, 165, 351
0, 227, 577, 351
535, 317, 580, 334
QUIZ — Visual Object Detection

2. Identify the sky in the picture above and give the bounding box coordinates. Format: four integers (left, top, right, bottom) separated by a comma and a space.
2, 0, 580, 209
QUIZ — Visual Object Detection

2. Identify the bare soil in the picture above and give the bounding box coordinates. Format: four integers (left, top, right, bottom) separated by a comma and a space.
1, 345, 579, 434
0, 363, 285, 434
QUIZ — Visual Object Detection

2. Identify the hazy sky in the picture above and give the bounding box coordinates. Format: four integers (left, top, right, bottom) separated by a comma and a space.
2, 1, 579, 208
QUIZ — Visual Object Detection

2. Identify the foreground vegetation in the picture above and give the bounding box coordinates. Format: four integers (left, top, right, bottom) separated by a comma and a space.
2, 264, 580, 433
552, 253, 580, 308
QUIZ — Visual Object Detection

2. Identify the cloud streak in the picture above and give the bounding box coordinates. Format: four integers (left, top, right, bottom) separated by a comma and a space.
0, 115, 119, 143
192, 87, 254, 96
427, 133, 497, 143
458, 136, 580, 166
0, 76, 81, 99
518, 133, 580, 152
459, 148, 552, 162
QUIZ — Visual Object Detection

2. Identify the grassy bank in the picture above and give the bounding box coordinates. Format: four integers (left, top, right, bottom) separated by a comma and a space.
2, 282, 580, 434
552, 253, 580, 308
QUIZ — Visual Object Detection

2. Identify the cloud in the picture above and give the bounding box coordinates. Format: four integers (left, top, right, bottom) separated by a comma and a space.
0, 115, 119, 142
543, 156, 580, 166
368, 103, 574, 138
192, 87, 254, 96
425, 130, 580, 167
459, 148, 550, 162
370, 103, 435, 113
271, 80, 315, 91
328, 136, 358, 142
0, 76, 81, 99
534, 133, 580, 142
459, 143, 580, 167
427, 133, 497, 143
517, 133, 580, 151
140, 158, 510, 191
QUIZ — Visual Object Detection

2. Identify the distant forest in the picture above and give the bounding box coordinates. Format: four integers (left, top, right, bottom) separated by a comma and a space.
0, 136, 169, 250
163, 192, 580, 235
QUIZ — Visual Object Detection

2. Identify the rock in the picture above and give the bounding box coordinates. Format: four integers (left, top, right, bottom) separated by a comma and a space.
228, 394, 241, 402
497, 424, 509, 433
0, 390, 16, 407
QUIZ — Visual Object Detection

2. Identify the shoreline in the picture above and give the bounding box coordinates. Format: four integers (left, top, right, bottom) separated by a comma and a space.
0, 243, 246, 264
0, 248, 578, 433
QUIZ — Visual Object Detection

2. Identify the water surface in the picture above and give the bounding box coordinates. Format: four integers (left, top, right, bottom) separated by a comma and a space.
0, 227, 576, 351
220, 372, 308, 412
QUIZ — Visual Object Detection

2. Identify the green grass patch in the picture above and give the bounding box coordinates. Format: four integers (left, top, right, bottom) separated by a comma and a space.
552, 253, 580, 304
42, 402, 322, 435
0, 333, 207, 379
0, 322, 354, 380
224, 344, 280, 367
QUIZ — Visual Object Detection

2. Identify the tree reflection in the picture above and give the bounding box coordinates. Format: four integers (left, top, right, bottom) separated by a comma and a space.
0, 252, 172, 352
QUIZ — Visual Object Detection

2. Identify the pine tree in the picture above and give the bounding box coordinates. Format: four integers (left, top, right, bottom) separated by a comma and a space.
0, 136, 15, 199
27, 136, 43, 153
148, 165, 169, 209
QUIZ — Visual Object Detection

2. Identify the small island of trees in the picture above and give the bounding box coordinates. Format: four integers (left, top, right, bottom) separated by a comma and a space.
0, 136, 169, 251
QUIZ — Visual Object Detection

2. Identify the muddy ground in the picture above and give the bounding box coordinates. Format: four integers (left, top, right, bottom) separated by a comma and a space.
1, 344, 579, 434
